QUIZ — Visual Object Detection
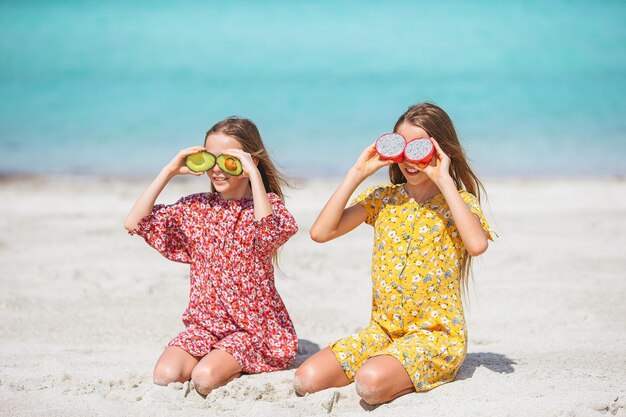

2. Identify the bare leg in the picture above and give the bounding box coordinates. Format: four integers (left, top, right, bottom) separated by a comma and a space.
191, 349, 242, 396
294, 347, 351, 395
354, 355, 415, 405
153, 346, 200, 386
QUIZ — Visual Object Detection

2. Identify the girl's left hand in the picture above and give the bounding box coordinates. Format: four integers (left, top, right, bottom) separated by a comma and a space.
421, 138, 452, 185
222, 148, 260, 178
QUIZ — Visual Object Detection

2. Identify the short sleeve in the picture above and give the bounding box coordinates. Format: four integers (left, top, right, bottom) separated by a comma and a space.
353, 186, 387, 226
130, 195, 195, 263
253, 194, 298, 259
460, 191, 494, 241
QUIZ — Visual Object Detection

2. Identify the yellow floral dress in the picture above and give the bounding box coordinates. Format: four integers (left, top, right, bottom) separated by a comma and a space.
330, 183, 493, 391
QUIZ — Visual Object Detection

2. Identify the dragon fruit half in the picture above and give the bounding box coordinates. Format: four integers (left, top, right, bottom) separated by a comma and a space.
404, 138, 434, 166
375, 133, 406, 163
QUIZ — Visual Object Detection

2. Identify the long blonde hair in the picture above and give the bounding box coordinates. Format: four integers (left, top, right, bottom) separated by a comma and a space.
204, 117, 290, 200
391, 102, 486, 296
205, 117, 291, 265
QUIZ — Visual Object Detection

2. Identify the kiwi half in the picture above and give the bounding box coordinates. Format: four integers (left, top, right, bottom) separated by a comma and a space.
185, 151, 216, 172
216, 154, 243, 176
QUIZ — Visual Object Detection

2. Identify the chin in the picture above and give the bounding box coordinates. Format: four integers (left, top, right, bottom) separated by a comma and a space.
211, 181, 230, 192
403, 172, 425, 184
211, 178, 249, 197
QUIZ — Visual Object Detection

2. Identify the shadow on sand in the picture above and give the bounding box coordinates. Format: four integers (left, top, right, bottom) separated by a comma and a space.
455, 352, 517, 380
291, 339, 321, 369
354, 352, 517, 410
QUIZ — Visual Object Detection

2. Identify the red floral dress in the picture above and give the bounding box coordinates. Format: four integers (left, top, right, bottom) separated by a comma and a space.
131, 192, 298, 373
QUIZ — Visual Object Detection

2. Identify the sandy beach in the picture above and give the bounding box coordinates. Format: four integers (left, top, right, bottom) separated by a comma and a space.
1, 175, 625, 417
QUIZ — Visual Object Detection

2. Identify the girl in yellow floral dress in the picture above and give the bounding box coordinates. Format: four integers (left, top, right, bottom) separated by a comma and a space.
294, 103, 493, 405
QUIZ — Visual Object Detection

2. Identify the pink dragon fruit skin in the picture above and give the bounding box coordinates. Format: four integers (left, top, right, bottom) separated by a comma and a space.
375, 133, 406, 163
404, 138, 435, 165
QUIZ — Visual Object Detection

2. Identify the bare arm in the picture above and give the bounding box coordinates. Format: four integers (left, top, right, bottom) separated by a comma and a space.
224, 148, 272, 221
124, 146, 206, 232
310, 144, 392, 243
437, 177, 488, 256
249, 170, 273, 220
424, 139, 489, 256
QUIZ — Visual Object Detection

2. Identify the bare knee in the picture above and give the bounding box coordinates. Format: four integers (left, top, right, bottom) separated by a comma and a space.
293, 364, 314, 395
153, 362, 187, 386
294, 363, 324, 396
191, 365, 235, 395
354, 367, 387, 405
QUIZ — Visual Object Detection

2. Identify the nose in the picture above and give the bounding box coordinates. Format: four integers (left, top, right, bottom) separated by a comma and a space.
211, 163, 223, 174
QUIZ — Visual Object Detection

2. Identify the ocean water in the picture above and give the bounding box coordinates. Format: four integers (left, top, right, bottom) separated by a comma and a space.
1, 1, 625, 177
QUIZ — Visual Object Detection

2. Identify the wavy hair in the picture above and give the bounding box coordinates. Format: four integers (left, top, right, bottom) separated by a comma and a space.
391, 102, 486, 298
205, 117, 291, 264
205, 117, 289, 200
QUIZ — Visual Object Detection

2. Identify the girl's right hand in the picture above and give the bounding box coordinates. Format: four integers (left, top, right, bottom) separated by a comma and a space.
164, 146, 207, 177
351, 143, 393, 179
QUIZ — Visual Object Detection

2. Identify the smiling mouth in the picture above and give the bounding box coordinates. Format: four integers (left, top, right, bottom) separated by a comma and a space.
406, 167, 419, 174
212, 176, 228, 182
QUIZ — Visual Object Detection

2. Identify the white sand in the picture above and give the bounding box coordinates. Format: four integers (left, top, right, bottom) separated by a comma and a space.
0, 175, 625, 417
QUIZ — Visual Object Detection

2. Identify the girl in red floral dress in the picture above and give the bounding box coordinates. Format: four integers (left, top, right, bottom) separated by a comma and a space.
124, 117, 298, 395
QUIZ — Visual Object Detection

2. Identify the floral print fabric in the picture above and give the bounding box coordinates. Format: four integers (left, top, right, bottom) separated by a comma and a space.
132, 192, 298, 373
330, 183, 492, 391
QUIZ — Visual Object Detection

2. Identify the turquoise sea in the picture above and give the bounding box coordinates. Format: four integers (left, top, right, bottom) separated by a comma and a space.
1, 1, 625, 177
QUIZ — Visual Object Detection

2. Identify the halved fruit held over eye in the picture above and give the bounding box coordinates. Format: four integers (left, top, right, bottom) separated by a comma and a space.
404, 138, 434, 165
375, 133, 406, 163
185, 151, 216, 172
216, 154, 243, 176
